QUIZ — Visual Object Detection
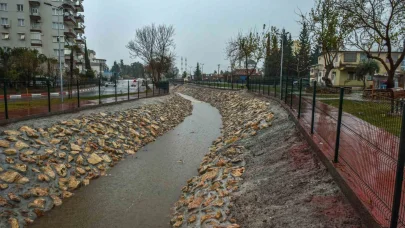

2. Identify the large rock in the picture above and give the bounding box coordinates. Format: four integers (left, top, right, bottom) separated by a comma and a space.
15, 141, 29, 150
28, 198, 46, 208
87, 153, 103, 165
41, 165, 56, 179
30, 187, 49, 197
0, 171, 27, 183
53, 164, 67, 177
0, 140, 10, 148
50, 195, 62, 207
4, 148, 17, 156
68, 176, 81, 190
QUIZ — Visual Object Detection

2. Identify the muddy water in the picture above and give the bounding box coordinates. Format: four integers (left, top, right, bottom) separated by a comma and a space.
31, 94, 222, 228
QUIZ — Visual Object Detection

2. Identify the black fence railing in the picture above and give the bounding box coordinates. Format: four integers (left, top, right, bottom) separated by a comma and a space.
0, 79, 169, 121
187, 77, 405, 228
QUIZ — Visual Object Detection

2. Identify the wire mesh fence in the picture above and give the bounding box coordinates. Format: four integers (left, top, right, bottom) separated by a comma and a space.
0, 79, 170, 121
187, 77, 405, 227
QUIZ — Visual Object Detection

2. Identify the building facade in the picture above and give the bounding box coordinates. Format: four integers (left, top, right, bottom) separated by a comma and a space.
0, 0, 85, 72
311, 51, 405, 88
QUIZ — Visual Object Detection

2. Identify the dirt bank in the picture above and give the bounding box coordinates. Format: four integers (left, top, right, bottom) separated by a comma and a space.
171, 86, 363, 228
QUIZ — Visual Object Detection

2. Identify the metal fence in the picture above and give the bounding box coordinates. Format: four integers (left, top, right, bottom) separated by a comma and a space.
188, 77, 405, 228
0, 79, 169, 121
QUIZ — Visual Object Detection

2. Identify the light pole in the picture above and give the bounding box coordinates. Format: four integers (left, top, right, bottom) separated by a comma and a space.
276, 30, 290, 99
44, 2, 64, 102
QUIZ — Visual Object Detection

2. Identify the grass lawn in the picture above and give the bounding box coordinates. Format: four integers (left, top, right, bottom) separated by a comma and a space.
321, 99, 401, 136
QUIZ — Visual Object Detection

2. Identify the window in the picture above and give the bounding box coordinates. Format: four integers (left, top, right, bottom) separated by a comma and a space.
344, 53, 357, 62
0, 3, 7, 11
54, 49, 63, 57
348, 72, 356, 80
19, 33, 25, 40
1, 18, 8, 25
30, 33, 41, 40
18, 19, 25, 27
31, 8, 39, 15
52, 22, 64, 29
52, 8, 63, 15
53, 36, 65, 43
17, 4, 23, 12
2, 33, 9, 40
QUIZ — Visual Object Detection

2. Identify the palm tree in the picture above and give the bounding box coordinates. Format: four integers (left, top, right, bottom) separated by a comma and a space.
356, 60, 380, 90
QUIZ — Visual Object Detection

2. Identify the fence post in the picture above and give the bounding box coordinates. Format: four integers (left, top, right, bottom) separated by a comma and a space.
290, 78, 294, 108
285, 76, 288, 104
334, 87, 345, 163
128, 80, 130, 100
146, 83, 148, 97
159, 84, 161, 95
99, 77, 101, 105
298, 78, 303, 118
311, 81, 317, 134
77, 79, 80, 108
390, 105, 405, 228
3, 80, 8, 120
274, 78, 277, 97
259, 79, 261, 93
138, 82, 140, 99
115, 79, 117, 102
47, 80, 51, 113
153, 82, 155, 96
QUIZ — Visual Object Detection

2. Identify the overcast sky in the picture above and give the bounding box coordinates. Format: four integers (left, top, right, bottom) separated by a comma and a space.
83, 0, 313, 73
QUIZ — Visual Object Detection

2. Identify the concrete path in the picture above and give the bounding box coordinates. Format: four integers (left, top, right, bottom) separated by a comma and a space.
30, 94, 222, 228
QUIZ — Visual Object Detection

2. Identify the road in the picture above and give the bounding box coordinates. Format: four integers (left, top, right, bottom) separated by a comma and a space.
30, 94, 222, 228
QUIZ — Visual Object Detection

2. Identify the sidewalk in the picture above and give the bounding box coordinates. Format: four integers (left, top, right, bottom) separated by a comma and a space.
0, 87, 98, 99
0, 92, 159, 121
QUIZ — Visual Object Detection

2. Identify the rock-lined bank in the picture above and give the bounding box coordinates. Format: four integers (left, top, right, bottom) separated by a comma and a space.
0, 95, 192, 228
171, 87, 275, 227
171, 86, 363, 228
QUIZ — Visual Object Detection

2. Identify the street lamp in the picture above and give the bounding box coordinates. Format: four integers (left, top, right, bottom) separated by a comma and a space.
44, 2, 64, 102
275, 30, 290, 99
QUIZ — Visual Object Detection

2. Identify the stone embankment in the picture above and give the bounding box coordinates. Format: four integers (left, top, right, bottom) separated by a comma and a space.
171, 86, 363, 228
171, 87, 274, 228
0, 95, 192, 228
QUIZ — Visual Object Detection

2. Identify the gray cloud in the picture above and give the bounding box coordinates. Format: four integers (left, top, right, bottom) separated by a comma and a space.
83, 0, 313, 73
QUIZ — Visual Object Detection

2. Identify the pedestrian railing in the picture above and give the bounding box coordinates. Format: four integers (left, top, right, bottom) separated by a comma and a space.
188, 77, 405, 228
0, 79, 169, 121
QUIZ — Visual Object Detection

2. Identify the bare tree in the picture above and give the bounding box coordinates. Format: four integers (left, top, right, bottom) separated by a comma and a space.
226, 27, 266, 88
338, 0, 405, 88
155, 25, 175, 82
127, 24, 175, 84
303, 0, 350, 87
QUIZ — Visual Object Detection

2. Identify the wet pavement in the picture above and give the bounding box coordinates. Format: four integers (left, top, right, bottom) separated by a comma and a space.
0, 92, 163, 121
30, 94, 222, 228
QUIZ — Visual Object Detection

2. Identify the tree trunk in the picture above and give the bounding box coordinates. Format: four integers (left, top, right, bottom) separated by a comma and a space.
386, 70, 395, 89
323, 67, 333, 87
363, 77, 366, 90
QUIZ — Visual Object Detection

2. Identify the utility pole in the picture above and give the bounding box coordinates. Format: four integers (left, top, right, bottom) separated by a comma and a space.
201, 63, 205, 79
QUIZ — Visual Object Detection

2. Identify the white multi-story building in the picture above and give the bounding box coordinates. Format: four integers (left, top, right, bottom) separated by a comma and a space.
0, 0, 85, 72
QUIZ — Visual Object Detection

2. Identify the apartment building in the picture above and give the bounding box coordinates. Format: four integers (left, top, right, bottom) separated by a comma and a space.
0, 0, 85, 71
311, 51, 405, 88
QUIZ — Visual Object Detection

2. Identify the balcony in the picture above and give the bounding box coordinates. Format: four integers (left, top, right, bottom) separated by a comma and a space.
74, 24, 85, 34
64, 13, 77, 26
64, 29, 77, 38
29, 0, 41, 7
30, 11, 41, 21
62, 0, 75, 11
76, 36, 84, 44
30, 23, 41, 32
75, 1, 84, 12
31, 39, 42, 47
75, 14, 85, 23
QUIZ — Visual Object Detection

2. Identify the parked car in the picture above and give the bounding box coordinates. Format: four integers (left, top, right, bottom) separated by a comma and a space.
105, 82, 115, 87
